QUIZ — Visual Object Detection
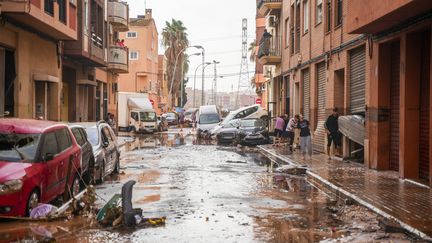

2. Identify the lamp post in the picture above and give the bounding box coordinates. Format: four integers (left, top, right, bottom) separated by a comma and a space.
169, 45, 203, 108
193, 62, 211, 108
201, 48, 206, 106
180, 52, 201, 107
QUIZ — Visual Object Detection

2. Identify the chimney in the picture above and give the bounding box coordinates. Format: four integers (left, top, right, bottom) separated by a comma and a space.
145, 9, 152, 19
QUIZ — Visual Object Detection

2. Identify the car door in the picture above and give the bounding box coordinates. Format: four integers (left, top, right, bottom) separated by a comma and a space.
108, 127, 119, 161
55, 128, 74, 197
71, 127, 90, 174
39, 131, 61, 202
101, 126, 115, 172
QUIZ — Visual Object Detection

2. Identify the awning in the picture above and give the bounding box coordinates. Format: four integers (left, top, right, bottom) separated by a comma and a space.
33, 74, 59, 83
127, 97, 153, 111
77, 79, 97, 86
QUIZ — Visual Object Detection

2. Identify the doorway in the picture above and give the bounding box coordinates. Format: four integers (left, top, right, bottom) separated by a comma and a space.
0, 48, 15, 117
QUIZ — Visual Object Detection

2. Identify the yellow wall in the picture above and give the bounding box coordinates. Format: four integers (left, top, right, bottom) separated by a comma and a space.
0, 23, 61, 120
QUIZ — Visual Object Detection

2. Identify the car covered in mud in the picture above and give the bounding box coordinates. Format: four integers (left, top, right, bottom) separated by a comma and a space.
82, 122, 120, 183
0, 119, 82, 216
68, 124, 95, 184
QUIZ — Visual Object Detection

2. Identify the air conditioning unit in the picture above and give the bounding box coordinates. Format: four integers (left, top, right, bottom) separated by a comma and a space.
263, 65, 275, 78
266, 15, 277, 28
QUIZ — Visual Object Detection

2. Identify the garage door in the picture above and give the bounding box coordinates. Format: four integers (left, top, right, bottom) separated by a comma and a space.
419, 37, 430, 181
349, 46, 366, 114
389, 42, 400, 172
314, 62, 326, 152
302, 69, 310, 121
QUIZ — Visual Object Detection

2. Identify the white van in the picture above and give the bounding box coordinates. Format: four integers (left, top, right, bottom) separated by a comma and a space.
197, 105, 221, 137
211, 104, 268, 135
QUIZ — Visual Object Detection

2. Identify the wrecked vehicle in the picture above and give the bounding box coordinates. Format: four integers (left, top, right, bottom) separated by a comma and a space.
0, 119, 82, 217
81, 122, 120, 184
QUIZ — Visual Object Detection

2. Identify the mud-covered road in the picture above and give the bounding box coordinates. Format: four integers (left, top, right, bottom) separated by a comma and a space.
0, 129, 416, 242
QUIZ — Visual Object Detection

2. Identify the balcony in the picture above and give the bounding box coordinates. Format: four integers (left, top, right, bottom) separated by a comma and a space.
1, 0, 77, 40
108, 0, 129, 32
108, 46, 128, 73
257, 0, 282, 16
257, 36, 281, 65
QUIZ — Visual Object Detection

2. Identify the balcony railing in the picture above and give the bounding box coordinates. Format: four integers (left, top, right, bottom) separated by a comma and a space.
257, 0, 282, 9
108, 0, 129, 32
108, 46, 128, 73
257, 35, 281, 65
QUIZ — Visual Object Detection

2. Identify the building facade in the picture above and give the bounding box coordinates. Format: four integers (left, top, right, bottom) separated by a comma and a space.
347, 0, 432, 185
256, 0, 432, 186
157, 55, 168, 114
118, 10, 159, 112
0, 0, 77, 120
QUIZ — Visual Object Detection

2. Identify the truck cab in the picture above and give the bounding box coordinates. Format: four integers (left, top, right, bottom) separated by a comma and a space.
129, 109, 157, 133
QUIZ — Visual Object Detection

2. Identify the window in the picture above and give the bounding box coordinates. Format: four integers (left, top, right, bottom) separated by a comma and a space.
126, 32, 137, 38
44, 0, 54, 16
41, 132, 58, 158
335, 0, 342, 27
56, 128, 72, 153
71, 128, 85, 146
131, 112, 139, 121
84, 0, 88, 33
130, 51, 139, 60
326, 0, 331, 32
316, 0, 323, 24
284, 18, 289, 48
58, 0, 67, 23
303, 0, 309, 33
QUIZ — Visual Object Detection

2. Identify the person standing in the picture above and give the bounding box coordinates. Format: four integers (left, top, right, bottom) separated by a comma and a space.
286, 114, 299, 152
179, 110, 185, 132
273, 115, 285, 146
297, 115, 312, 160
325, 108, 341, 160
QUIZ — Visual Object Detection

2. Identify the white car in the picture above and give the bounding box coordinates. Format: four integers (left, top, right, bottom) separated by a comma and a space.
211, 104, 268, 135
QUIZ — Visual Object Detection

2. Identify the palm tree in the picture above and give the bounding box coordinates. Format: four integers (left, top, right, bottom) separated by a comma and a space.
249, 40, 257, 63
162, 19, 189, 107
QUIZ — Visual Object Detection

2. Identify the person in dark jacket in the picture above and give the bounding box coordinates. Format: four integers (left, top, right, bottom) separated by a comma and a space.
325, 108, 341, 160
297, 115, 312, 160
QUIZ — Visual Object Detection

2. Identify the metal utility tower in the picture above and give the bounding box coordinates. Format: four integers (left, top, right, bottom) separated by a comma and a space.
236, 18, 251, 108
208, 60, 219, 105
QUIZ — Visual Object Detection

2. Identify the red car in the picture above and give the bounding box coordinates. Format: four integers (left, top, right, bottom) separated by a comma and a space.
0, 119, 82, 217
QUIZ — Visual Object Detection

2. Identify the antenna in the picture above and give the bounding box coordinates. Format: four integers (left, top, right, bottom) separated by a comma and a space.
236, 18, 251, 109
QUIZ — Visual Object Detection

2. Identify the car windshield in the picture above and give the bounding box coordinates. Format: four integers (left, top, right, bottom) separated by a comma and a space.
221, 112, 236, 125
240, 119, 265, 128
200, 114, 220, 124
0, 133, 41, 162
166, 113, 176, 118
85, 127, 99, 146
140, 112, 157, 122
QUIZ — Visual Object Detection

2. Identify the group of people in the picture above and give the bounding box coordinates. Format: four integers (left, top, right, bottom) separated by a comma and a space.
116, 39, 126, 48
274, 108, 341, 161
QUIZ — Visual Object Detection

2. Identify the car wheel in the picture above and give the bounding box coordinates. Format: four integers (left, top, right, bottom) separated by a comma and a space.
97, 160, 106, 184
26, 190, 39, 216
71, 174, 81, 198
112, 155, 120, 174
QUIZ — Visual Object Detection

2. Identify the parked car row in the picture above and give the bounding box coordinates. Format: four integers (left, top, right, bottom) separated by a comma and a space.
0, 119, 120, 217
215, 118, 269, 145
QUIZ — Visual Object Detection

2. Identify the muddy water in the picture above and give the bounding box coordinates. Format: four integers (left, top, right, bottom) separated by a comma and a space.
0, 129, 415, 242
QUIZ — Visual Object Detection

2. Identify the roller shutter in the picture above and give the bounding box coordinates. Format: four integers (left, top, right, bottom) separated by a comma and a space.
389, 42, 400, 172
302, 69, 310, 121
419, 39, 430, 181
349, 46, 366, 114
314, 62, 326, 152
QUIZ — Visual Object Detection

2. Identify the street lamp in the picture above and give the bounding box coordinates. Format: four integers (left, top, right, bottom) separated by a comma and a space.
169, 45, 203, 108
193, 62, 211, 108
180, 52, 201, 107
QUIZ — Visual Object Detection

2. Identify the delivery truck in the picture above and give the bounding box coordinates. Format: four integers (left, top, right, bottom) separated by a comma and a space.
118, 92, 158, 133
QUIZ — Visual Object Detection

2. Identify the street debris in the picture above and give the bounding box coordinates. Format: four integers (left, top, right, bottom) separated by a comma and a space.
30, 204, 58, 219
275, 165, 307, 175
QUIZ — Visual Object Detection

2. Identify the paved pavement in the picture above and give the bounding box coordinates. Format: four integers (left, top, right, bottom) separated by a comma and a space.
258, 144, 432, 240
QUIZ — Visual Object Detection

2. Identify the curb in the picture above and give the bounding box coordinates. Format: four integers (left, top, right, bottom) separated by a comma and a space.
257, 145, 432, 240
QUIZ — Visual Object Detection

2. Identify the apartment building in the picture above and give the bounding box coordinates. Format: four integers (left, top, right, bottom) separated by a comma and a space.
0, 0, 77, 120
61, 0, 129, 122
254, 0, 267, 110
347, 0, 432, 185
157, 55, 168, 113
118, 10, 159, 112
256, 0, 432, 186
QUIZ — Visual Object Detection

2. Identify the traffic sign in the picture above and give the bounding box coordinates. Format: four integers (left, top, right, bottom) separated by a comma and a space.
256, 98, 262, 104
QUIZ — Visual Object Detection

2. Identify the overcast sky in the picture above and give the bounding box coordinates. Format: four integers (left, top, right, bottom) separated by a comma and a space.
126, 0, 256, 92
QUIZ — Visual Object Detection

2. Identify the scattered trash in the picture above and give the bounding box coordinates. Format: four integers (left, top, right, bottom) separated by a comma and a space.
226, 160, 247, 164
379, 219, 406, 234
30, 204, 58, 219
275, 165, 307, 175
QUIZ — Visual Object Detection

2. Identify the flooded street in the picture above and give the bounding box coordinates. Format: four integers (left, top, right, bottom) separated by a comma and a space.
0, 129, 415, 242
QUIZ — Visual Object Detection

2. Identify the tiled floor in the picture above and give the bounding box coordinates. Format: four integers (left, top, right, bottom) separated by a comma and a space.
259, 145, 432, 239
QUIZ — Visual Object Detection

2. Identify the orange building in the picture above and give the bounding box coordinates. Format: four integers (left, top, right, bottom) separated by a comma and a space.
118, 9, 160, 112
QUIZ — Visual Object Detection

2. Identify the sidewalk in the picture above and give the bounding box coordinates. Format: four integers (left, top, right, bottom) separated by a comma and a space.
258, 144, 432, 240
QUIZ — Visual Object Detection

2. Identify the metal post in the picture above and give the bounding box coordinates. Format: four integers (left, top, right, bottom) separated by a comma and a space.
201, 49, 205, 106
